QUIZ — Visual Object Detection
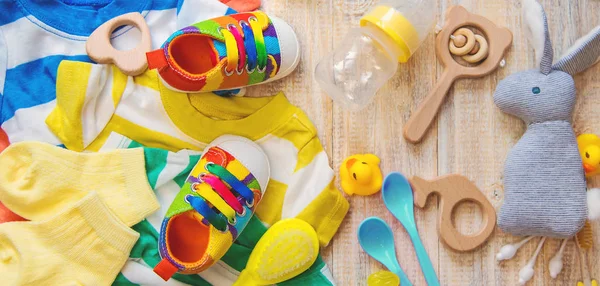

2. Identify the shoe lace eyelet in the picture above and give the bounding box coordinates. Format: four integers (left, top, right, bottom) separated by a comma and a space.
237, 207, 247, 217
246, 64, 256, 74
224, 66, 234, 76
217, 27, 224, 36
236, 67, 244, 75
245, 198, 255, 208
190, 183, 200, 192
228, 216, 237, 225
248, 16, 258, 23
226, 23, 237, 31
218, 224, 230, 233
239, 20, 249, 28
184, 194, 192, 204
257, 65, 266, 74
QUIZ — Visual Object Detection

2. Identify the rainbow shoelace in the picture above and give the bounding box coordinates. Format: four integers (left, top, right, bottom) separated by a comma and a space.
220, 16, 271, 76
185, 162, 254, 232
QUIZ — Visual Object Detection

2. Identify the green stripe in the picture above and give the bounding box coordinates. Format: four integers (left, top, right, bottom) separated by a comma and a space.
221, 216, 267, 271
142, 147, 170, 189
248, 69, 265, 85
174, 155, 201, 187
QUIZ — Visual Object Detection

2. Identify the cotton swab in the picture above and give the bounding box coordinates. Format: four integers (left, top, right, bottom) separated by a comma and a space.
549, 239, 569, 278
519, 237, 547, 285
497, 236, 535, 262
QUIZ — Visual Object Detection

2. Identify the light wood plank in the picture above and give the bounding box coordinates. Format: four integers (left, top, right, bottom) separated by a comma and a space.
257, 0, 599, 284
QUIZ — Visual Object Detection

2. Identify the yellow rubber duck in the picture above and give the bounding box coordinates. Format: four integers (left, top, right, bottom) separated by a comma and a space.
340, 154, 383, 196
577, 134, 600, 177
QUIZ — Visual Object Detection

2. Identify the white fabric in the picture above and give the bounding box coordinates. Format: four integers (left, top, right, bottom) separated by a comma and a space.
282, 151, 333, 218
82, 64, 116, 148
113, 78, 201, 145
1, 100, 62, 144
259, 134, 334, 218
523, 0, 546, 67
177, 0, 230, 29
2, 16, 87, 69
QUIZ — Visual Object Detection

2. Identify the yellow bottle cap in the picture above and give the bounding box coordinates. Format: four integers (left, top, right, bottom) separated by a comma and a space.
360, 6, 420, 63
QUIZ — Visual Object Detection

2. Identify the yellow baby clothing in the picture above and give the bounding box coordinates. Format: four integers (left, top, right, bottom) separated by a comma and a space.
47, 60, 349, 247
46, 60, 348, 285
0, 192, 139, 285
0, 141, 159, 226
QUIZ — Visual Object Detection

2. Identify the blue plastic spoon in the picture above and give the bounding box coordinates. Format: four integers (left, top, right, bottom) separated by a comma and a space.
358, 217, 412, 286
382, 172, 440, 286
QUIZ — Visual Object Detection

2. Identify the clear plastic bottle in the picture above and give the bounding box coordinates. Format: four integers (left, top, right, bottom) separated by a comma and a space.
315, 0, 436, 110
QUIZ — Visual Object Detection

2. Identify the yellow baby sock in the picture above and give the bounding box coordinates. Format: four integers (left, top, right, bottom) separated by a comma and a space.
0, 192, 139, 285
0, 141, 159, 226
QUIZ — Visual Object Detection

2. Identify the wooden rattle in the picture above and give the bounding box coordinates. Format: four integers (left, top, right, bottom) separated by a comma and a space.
403, 6, 512, 144
86, 12, 151, 76
409, 174, 497, 252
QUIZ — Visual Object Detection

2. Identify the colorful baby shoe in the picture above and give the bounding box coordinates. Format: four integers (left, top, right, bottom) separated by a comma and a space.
153, 135, 270, 280
146, 11, 300, 93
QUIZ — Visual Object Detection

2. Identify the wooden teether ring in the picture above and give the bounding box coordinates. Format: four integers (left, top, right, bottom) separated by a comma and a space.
462, 34, 489, 63
410, 175, 497, 252
449, 28, 476, 56
86, 12, 151, 76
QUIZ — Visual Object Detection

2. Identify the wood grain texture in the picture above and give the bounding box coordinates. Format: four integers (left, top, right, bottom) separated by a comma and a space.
250, 0, 599, 285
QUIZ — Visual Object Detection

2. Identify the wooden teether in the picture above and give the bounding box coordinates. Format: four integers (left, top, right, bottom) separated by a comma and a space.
86, 12, 151, 76
449, 28, 476, 56
409, 174, 497, 252
450, 28, 490, 63
403, 6, 512, 144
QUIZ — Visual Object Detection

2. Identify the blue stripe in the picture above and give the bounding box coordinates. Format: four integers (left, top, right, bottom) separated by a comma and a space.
1, 0, 179, 37
1, 55, 92, 123
213, 40, 227, 58
0, 1, 25, 26
149, 0, 181, 11
264, 36, 280, 54
176, 0, 185, 14
225, 7, 237, 15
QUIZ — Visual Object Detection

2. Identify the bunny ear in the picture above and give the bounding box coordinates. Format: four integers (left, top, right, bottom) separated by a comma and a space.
522, 0, 553, 74
552, 26, 600, 75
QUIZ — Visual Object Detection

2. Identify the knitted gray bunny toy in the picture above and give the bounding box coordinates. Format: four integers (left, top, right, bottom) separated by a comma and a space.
494, 0, 600, 239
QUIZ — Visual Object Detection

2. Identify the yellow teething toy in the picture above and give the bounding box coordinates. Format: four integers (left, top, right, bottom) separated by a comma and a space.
340, 154, 383, 196
368, 270, 400, 286
233, 218, 319, 286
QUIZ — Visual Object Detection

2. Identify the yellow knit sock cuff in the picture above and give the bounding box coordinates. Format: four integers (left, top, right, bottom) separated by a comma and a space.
74, 192, 140, 254
116, 148, 160, 226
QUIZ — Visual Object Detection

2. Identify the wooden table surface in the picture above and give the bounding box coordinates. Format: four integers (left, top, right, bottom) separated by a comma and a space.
250, 0, 599, 285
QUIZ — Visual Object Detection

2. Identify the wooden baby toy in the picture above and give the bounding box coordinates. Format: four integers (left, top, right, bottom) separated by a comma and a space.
86, 12, 152, 76
403, 6, 513, 144
409, 174, 496, 252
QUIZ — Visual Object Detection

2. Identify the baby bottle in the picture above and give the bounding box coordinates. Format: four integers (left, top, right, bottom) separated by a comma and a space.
315, 0, 436, 110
